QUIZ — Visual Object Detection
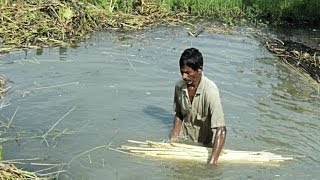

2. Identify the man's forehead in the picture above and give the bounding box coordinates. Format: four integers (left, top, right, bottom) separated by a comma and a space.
180, 65, 193, 70
180, 65, 200, 72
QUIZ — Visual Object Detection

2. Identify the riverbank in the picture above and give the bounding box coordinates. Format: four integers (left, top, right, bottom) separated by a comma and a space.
0, 75, 8, 98
251, 26, 320, 83
1, 0, 319, 52
0, 0, 183, 51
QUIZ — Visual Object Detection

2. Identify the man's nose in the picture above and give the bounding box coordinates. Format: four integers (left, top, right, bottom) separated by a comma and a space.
182, 73, 188, 80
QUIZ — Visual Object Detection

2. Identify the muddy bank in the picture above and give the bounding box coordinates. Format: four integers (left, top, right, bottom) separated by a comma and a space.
276, 27, 320, 51
266, 38, 320, 82
251, 26, 320, 84
0, 75, 9, 98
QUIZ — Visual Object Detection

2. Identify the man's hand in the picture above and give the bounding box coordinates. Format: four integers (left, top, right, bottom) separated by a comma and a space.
207, 156, 218, 165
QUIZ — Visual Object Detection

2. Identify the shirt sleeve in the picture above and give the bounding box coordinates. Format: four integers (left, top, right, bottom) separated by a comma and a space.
206, 87, 225, 128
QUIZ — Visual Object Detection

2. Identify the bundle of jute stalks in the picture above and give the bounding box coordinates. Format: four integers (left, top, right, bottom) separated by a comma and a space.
118, 140, 294, 164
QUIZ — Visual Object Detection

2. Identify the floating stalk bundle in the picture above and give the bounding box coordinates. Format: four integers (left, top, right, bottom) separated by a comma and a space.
118, 140, 294, 164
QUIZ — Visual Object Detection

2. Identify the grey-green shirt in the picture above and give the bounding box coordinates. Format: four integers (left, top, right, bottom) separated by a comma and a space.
173, 75, 225, 144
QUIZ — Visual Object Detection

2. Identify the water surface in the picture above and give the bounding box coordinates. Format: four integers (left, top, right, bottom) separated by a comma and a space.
0, 26, 319, 179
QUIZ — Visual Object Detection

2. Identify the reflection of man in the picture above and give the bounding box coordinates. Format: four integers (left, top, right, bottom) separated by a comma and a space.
169, 48, 227, 165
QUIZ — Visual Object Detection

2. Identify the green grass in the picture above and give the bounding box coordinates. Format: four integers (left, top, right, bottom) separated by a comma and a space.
159, 0, 320, 25
159, 0, 243, 24
242, 0, 320, 25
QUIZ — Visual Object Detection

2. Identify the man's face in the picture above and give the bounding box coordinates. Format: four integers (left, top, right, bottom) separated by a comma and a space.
180, 65, 202, 85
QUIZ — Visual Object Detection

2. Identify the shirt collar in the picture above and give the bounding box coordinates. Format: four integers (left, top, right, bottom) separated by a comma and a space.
196, 75, 205, 94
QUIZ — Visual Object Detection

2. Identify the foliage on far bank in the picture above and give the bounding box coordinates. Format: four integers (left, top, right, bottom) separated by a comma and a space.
241, 0, 320, 26
0, 0, 120, 49
1, 0, 319, 52
0, 0, 172, 50
160, 0, 320, 25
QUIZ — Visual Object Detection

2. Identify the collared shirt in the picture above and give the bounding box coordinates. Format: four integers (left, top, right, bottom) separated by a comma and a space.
173, 75, 225, 144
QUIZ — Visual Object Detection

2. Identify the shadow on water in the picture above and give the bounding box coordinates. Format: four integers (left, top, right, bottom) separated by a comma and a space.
143, 105, 173, 128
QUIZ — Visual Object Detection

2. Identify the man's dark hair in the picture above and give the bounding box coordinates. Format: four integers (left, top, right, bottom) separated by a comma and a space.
179, 48, 203, 70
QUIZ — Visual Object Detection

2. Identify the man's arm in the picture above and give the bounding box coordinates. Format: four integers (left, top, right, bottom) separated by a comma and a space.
169, 115, 183, 142
208, 126, 227, 165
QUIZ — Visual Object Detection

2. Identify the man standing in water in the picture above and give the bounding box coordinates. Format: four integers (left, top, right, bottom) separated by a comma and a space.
169, 48, 227, 165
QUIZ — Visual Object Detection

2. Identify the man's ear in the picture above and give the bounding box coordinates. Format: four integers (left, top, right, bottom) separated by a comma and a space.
197, 69, 202, 75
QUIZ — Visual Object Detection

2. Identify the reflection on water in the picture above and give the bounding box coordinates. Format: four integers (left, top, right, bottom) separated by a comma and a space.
59, 46, 68, 61
0, 26, 319, 179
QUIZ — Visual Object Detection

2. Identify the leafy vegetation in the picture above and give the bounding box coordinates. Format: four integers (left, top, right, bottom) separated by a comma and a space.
1, 0, 319, 51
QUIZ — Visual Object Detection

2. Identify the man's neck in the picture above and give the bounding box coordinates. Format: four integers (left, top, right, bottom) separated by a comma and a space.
188, 75, 202, 89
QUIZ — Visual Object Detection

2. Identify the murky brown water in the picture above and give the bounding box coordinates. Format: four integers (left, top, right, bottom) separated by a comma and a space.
0, 26, 319, 179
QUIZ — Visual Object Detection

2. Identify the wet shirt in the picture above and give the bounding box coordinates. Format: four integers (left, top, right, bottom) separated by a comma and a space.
173, 75, 225, 144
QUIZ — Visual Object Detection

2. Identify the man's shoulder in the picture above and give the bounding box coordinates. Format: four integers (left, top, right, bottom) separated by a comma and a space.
202, 76, 218, 90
